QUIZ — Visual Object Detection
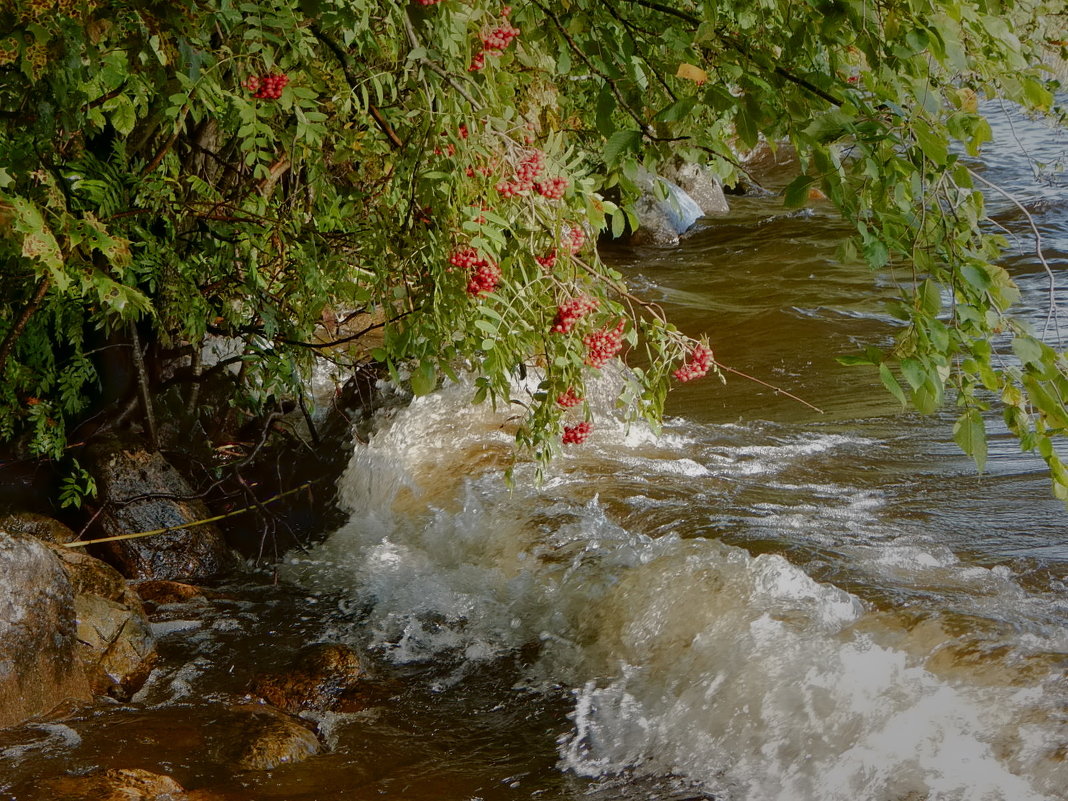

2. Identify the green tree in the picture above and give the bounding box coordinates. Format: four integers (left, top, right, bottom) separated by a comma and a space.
0, 0, 1065, 491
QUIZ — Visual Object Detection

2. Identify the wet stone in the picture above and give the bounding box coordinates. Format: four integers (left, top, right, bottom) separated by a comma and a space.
248, 642, 362, 714
51, 546, 157, 699
28, 767, 186, 801
215, 705, 321, 771
0, 511, 79, 544
0, 532, 91, 729
84, 443, 238, 581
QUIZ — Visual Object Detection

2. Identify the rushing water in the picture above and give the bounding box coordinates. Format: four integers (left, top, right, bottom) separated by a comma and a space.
2, 104, 1067, 800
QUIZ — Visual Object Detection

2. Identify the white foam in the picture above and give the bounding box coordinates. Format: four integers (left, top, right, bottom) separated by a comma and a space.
286, 377, 1065, 800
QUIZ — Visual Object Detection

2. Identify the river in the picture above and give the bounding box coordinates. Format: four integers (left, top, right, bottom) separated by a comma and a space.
1, 103, 1066, 800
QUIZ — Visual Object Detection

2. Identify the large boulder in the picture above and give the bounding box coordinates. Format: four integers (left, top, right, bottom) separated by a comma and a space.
84, 443, 238, 581
629, 167, 704, 246
0, 532, 91, 729
662, 161, 730, 216
53, 547, 157, 699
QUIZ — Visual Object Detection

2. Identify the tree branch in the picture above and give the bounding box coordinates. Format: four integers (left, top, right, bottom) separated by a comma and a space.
311, 25, 405, 150
0, 275, 50, 378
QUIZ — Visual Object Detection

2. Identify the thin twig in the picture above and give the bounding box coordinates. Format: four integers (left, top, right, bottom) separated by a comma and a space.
129, 323, 159, 450
0, 275, 50, 377
64, 480, 319, 548
967, 167, 1060, 341
401, 10, 482, 109
718, 364, 824, 413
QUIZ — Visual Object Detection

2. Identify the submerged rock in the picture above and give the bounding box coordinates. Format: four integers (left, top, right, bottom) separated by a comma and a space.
84, 443, 238, 581
215, 705, 321, 771
29, 767, 187, 800
248, 642, 362, 714
0, 532, 91, 729
133, 579, 217, 615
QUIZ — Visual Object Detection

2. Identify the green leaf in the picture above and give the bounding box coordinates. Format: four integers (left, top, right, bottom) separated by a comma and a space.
604, 130, 642, 167
953, 408, 987, 472
879, 363, 908, 407
783, 175, 817, 209
410, 360, 437, 397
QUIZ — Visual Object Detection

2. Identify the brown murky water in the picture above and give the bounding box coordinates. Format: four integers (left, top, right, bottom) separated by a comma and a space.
2, 102, 1067, 801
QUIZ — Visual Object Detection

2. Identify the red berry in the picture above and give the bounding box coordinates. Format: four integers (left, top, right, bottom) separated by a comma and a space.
557, 387, 583, 408
551, 295, 599, 334
562, 421, 591, 444
583, 319, 626, 368
673, 343, 714, 382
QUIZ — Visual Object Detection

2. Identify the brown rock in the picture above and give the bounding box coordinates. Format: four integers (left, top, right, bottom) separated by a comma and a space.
248, 643, 362, 714
0, 511, 78, 544
30, 767, 186, 801
84, 443, 238, 581
133, 579, 212, 613
215, 706, 321, 771
0, 532, 91, 729
51, 546, 157, 699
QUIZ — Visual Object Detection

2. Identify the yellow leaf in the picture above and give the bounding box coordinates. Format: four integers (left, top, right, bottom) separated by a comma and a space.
676, 63, 708, 85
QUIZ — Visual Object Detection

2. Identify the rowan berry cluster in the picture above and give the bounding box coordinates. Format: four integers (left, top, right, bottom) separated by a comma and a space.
673, 344, 714, 382
557, 387, 583, 408
243, 73, 289, 100
535, 249, 558, 269
416, 0, 444, 5
469, 7, 520, 70
450, 248, 500, 297
551, 295, 598, 334
495, 150, 545, 197
584, 319, 626, 367
562, 421, 592, 444
467, 263, 502, 296
565, 227, 586, 254
535, 176, 569, 199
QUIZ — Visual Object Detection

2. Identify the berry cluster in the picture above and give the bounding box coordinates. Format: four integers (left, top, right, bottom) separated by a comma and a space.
565, 226, 586, 254
243, 73, 289, 100
535, 249, 558, 269
469, 7, 520, 70
467, 262, 502, 296
557, 387, 583, 408
535, 176, 569, 199
495, 149, 545, 197
480, 21, 520, 52
417, 0, 444, 5
673, 343, 714, 382
584, 319, 626, 368
449, 247, 500, 297
562, 421, 592, 444
551, 295, 598, 334
434, 142, 457, 157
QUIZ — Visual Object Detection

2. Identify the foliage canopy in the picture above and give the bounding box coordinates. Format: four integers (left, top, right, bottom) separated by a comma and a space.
1, 0, 1066, 492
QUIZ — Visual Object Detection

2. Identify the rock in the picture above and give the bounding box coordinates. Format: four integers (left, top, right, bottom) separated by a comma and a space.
0, 531, 91, 729
248, 643, 362, 714
662, 162, 730, 216
51, 547, 157, 699
133, 579, 214, 615
84, 442, 238, 581
0, 511, 78, 544
215, 706, 321, 771
29, 767, 186, 801
630, 167, 704, 246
